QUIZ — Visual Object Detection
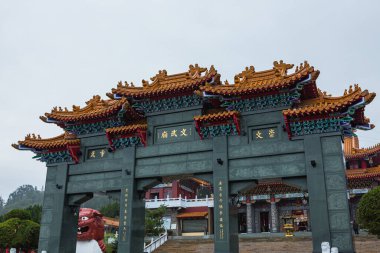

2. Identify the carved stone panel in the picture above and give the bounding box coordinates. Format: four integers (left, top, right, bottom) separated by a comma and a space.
327, 192, 347, 210
329, 212, 350, 230
325, 174, 347, 190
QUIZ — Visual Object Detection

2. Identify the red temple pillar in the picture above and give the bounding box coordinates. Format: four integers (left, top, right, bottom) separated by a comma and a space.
159, 188, 165, 199
172, 180, 180, 198
361, 160, 367, 169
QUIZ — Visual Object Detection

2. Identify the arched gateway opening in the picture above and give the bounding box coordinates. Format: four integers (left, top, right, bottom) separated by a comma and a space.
13, 62, 375, 253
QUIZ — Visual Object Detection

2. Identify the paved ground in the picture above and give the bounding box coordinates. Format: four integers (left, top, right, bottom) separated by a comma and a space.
155, 235, 380, 253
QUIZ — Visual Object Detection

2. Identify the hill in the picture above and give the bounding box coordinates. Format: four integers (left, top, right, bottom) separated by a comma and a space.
0, 185, 44, 215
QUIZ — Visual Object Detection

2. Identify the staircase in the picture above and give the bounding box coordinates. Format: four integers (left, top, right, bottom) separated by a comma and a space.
153, 238, 312, 253
153, 236, 380, 253
154, 239, 213, 253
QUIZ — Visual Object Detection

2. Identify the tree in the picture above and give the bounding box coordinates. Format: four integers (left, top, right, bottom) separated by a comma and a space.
1, 185, 43, 215
357, 186, 380, 238
145, 205, 166, 236
0, 219, 16, 249
25, 205, 42, 224
100, 202, 120, 218
2, 209, 31, 222
0, 196, 4, 210
0, 218, 40, 250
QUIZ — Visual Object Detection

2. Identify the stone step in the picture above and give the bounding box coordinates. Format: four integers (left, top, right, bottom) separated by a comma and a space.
153, 237, 380, 253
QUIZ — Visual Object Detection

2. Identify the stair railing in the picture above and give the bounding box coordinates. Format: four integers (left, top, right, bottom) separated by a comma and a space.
143, 231, 168, 253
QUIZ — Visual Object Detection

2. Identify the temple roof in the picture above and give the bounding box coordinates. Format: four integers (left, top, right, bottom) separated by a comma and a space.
244, 182, 303, 195
41, 96, 138, 123
105, 123, 147, 135
346, 166, 380, 179
345, 143, 380, 160
111, 64, 220, 99
283, 84, 376, 118
12, 132, 80, 151
194, 111, 239, 123
176, 211, 208, 218
200, 61, 318, 96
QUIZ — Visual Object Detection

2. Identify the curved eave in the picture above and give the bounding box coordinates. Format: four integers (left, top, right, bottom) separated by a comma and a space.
201, 70, 316, 97
44, 107, 122, 123
43, 97, 128, 123
112, 72, 218, 99
346, 145, 380, 160
283, 89, 375, 118
12, 144, 35, 151
194, 111, 239, 123
106, 124, 148, 135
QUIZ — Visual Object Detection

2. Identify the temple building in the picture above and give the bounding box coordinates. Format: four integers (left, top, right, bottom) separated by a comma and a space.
344, 136, 380, 221
13, 61, 376, 253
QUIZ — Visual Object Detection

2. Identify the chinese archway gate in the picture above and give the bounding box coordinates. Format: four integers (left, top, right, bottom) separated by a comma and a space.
13, 62, 375, 253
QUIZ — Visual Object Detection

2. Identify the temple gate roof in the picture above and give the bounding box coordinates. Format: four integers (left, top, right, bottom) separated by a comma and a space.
283, 84, 376, 121
12, 132, 79, 151
243, 181, 303, 195
200, 61, 318, 97
345, 143, 380, 160
40, 96, 141, 124
111, 64, 220, 99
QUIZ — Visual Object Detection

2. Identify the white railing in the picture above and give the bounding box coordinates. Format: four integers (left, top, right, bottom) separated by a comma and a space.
143, 231, 168, 253
145, 195, 214, 209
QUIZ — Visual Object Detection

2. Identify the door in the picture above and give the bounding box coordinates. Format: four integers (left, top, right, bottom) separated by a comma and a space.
260, 212, 269, 232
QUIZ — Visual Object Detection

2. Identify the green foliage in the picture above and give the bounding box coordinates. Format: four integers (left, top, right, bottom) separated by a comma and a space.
145, 205, 166, 236
104, 233, 118, 253
2, 209, 31, 221
0, 196, 4, 211
0, 219, 16, 248
25, 205, 42, 223
100, 202, 120, 218
106, 239, 118, 253
357, 186, 380, 238
0, 218, 40, 249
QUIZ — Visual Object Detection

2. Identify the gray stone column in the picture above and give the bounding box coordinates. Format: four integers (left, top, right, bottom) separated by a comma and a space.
270, 199, 278, 233
117, 147, 145, 253
212, 136, 239, 253
38, 164, 78, 253
305, 135, 355, 253
246, 203, 253, 233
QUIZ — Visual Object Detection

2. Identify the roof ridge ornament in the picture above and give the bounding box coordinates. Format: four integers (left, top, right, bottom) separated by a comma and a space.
273, 60, 294, 77
188, 64, 207, 79
25, 133, 42, 140
234, 66, 255, 85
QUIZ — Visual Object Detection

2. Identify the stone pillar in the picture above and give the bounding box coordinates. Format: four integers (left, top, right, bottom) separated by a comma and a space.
38, 164, 79, 253
117, 147, 145, 253
246, 203, 253, 233
305, 135, 355, 253
270, 198, 279, 233
212, 136, 239, 253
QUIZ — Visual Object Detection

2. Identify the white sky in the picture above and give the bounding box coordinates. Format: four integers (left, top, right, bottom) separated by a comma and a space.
1, 0, 380, 201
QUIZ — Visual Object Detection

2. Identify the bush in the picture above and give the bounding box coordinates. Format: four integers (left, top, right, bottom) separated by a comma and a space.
0, 219, 16, 248
100, 202, 120, 218
145, 205, 166, 236
357, 186, 380, 238
2, 209, 31, 221
0, 218, 40, 250
25, 205, 42, 223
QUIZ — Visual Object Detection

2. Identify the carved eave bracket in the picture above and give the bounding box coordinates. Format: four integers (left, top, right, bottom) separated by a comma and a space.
194, 111, 240, 139
105, 124, 148, 150
12, 133, 81, 164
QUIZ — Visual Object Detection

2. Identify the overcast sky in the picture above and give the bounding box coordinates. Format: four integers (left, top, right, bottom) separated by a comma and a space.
1, 0, 380, 201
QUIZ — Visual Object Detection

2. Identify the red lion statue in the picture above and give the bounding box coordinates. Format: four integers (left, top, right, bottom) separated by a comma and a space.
77, 208, 106, 253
